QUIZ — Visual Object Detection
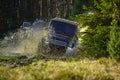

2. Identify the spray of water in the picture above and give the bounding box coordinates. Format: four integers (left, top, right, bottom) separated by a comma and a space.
0, 28, 48, 56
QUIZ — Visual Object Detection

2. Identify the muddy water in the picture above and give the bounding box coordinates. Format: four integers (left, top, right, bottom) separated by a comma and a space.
0, 28, 48, 56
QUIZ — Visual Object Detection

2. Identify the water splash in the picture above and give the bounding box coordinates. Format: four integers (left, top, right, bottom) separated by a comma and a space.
0, 28, 48, 56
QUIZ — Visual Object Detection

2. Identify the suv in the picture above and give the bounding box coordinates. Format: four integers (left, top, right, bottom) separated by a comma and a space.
38, 18, 78, 57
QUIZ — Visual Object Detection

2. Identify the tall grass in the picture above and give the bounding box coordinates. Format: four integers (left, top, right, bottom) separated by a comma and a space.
0, 58, 120, 80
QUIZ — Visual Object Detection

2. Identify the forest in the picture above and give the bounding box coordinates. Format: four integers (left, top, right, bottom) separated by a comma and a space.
0, 0, 120, 80
0, 0, 93, 37
0, 0, 74, 37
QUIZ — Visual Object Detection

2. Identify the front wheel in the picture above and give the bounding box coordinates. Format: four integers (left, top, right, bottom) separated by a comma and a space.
37, 39, 66, 58
37, 38, 50, 55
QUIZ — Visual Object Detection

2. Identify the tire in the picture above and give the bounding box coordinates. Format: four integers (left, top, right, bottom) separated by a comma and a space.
37, 38, 66, 58
37, 38, 50, 55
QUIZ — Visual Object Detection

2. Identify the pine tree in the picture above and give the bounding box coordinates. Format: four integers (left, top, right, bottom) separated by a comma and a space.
107, 0, 120, 60
108, 20, 120, 60
72, 0, 114, 58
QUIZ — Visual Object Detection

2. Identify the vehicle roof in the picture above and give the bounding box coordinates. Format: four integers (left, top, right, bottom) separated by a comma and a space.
51, 18, 78, 27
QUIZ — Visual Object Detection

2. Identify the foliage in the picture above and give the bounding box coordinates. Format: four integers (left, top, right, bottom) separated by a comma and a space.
72, 0, 93, 15
72, 0, 120, 59
72, 0, 120, 60
72, 0, 84, 15
81, 26, 110, 58
107, 0, 120, 60
107, 20, 120, 60
0, 58, 119, 80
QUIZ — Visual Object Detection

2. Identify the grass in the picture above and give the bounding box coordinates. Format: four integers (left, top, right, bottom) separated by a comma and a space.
0, 56, 120, 80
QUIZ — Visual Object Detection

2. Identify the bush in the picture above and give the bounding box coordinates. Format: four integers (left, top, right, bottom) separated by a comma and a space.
107, 20, 120, 60
71, 0, 120, 60
71, 14, 110, 58
81, 26, 110, 58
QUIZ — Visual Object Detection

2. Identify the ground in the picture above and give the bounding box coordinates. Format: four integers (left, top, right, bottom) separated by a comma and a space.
0, 56, 120, 80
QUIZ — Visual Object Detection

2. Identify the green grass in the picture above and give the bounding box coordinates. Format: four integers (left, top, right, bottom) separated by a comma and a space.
0, 57, 120, 80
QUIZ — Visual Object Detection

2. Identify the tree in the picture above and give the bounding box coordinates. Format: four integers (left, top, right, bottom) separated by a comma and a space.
108, 20, 120, 60
72, 0, 93, 15
72, 0, 120, 59
107, 0, 120, 60
72, 0, 114, 58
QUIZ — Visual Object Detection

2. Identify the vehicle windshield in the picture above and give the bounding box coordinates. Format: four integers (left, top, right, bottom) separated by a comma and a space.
50, 19, 78, 38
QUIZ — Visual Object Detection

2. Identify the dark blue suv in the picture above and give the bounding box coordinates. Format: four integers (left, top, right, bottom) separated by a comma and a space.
38, 18, 78, 57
